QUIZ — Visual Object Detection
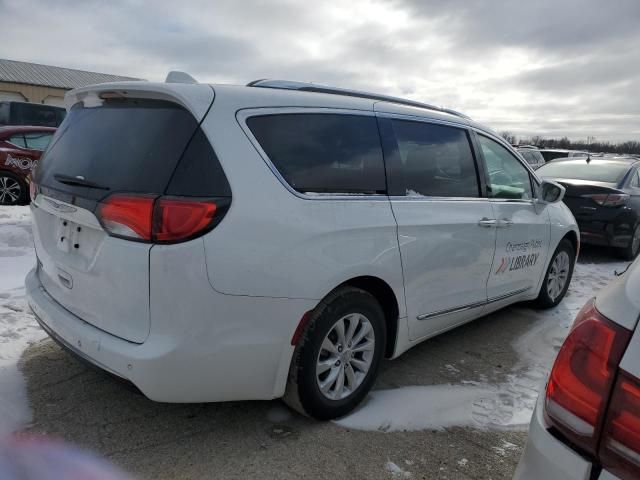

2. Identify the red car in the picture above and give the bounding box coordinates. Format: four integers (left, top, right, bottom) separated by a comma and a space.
0, 126, 56, 205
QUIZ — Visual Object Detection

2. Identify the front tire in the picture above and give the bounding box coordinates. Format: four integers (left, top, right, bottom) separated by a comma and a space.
535, 239, 575, 309
283, 286, 386, 420
0, 171, 27, 206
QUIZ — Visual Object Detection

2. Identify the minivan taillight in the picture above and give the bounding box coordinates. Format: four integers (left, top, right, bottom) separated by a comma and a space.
29, 180, 38, 202
153, 197, 217, 242
545, 298, 632, 456
97, 194, 155, 240
600, 372, 640, 480
97, 194, 227, 243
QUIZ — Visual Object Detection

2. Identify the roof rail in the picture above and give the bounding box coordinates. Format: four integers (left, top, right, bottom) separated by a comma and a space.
246, 79, 471, 120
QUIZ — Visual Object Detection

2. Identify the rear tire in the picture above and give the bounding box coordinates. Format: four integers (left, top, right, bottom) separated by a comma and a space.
283, 286, 386, 420
0, 171, 27, 206
535, 239, 575, 309
616, 224, 640, 261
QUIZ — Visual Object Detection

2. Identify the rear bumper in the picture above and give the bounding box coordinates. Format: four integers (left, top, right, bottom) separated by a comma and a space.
515, 394, 593, 480
515, 394, 623, 480
26, 267, 314, 403
578, 220, 634, 248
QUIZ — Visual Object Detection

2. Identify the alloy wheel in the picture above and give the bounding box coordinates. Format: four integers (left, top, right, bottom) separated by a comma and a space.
316, 313, 375, 400
0, 175, 22, 205
547, 251, 570, 301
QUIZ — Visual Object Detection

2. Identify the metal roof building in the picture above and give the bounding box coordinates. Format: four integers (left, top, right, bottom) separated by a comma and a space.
0, 59, 140, 107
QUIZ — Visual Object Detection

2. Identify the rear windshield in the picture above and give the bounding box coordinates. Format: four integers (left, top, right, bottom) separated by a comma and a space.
537, 161, 630, 184
35, 99, 200, 201
540, 151, 569, 162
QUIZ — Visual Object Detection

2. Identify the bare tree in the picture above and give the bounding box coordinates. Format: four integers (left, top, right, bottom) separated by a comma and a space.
500, 131, 516, 144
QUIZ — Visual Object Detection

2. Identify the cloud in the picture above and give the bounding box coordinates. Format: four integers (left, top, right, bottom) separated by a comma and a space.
0, 0, 638, 141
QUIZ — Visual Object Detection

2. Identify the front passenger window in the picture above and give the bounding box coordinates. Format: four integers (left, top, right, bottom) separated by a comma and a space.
478, 135, 533, 200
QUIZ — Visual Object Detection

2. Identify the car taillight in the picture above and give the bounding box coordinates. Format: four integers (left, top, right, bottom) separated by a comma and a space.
583, 193, 629, 207
600, 372, 640, 480
97, 194, 227, 243
97, 195, 155, 240
29, 180, 38, 202
545, 298, 632, 456
153, 197, 217, 242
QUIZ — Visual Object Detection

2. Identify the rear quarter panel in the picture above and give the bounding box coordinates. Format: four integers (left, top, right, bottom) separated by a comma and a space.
198, 95, 406, 317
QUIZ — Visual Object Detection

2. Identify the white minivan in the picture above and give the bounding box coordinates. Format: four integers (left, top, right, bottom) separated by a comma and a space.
26, 77, 579, 419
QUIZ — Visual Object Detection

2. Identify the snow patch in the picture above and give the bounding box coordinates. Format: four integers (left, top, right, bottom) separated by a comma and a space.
0, 206, 45, 435
337, 385, 494, 432
385, 461, 412, 478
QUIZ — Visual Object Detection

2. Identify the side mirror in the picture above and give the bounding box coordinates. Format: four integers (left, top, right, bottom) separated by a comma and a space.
536, 180, 565, 204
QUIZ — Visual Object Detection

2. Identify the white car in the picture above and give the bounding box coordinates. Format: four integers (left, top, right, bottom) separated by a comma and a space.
515, 258, 640, 480
25, 75, 579, 419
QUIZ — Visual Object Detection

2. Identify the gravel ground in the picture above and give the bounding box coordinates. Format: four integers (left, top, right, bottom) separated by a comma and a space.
11, 245, 625, 479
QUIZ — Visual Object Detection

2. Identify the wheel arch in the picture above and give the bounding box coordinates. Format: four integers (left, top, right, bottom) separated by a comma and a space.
332, 275, 400, 358
562, 230, 579, 258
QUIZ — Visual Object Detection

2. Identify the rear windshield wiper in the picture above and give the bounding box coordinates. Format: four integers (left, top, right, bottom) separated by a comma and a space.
54, 173, 110, 190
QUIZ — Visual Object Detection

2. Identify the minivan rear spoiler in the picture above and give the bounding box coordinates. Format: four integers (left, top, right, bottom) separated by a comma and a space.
64, 81, 214, 122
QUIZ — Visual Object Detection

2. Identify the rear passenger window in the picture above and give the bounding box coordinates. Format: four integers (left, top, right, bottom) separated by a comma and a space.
8, 134, 26, 148
24, 132, 53, 151
247, 114, 386, 194
390, 120, 480, 197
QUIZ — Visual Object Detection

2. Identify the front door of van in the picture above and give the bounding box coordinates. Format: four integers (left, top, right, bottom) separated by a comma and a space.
475, 134, 551, 302
378, 117, 496, 341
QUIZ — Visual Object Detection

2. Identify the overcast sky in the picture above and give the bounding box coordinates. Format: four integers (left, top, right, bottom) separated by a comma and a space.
2, 0, 639, 141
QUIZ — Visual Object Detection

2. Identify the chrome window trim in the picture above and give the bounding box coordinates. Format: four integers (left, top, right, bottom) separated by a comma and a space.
388, 196, 493, 203
236, 107, 390, 201
374, 111, 470, 130
416, 286, 532, 320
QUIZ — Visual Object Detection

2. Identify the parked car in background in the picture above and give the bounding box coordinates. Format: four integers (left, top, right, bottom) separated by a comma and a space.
539, 148, 589, 162
515, 145, 546, 169
0, 125, 56, 205
537, 156, 640, 259
26, 77, 578, 420
0, 101, 66, 127
515, 256, 640, 480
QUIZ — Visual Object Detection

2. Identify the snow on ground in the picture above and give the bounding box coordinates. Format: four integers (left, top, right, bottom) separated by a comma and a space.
337, 254, 629, 432
0, 206, 45, 435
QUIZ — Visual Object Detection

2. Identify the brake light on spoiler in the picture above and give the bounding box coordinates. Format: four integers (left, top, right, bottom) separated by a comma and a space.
97, 194, 229, 243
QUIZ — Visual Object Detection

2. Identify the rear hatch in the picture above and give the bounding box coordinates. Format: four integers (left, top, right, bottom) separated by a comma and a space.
31, 83, 215, 343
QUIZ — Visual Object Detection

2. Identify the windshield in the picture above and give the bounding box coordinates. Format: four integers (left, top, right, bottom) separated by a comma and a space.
537, 161, 630, 184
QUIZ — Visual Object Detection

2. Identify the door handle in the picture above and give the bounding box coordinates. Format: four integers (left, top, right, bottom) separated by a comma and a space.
478, 218, 498, 227
498, 218, 514, 228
